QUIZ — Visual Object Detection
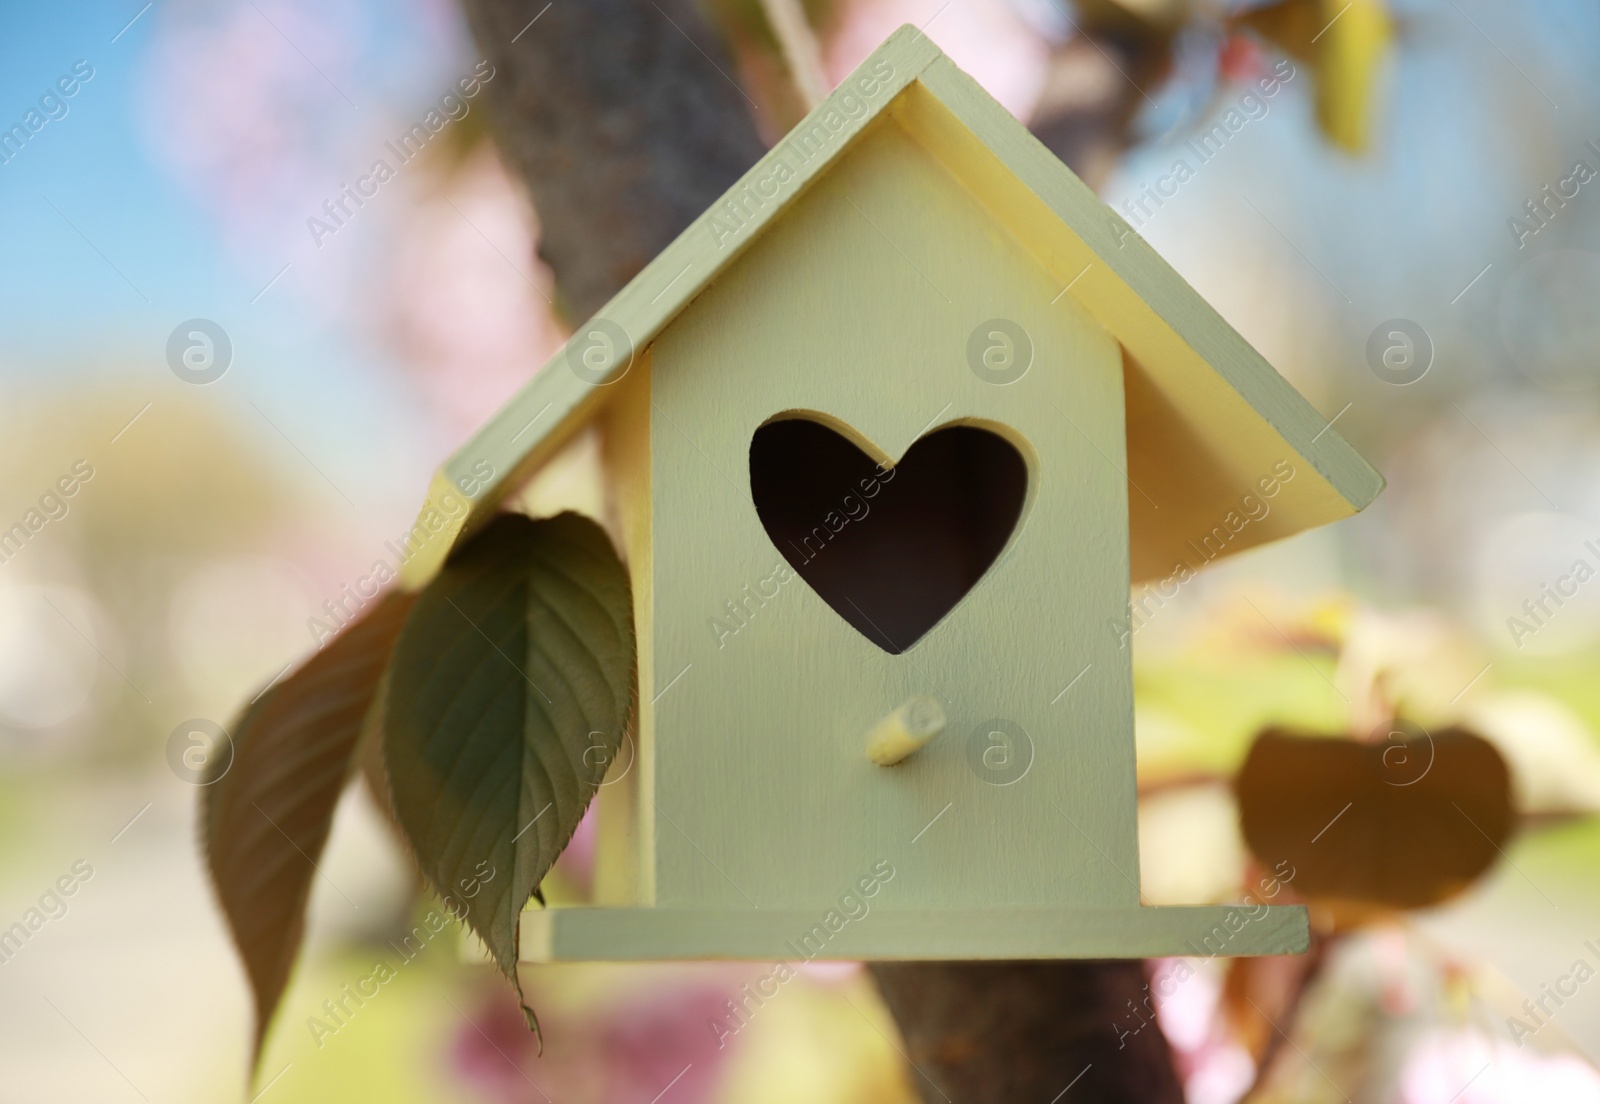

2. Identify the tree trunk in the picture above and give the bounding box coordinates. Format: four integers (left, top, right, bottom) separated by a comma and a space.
460, 2, 1182, 1099
871, 961, 1184, 1104
461, 0, 767, 324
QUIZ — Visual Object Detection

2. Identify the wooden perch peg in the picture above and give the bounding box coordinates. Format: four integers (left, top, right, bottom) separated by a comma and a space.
866, 696, 947, 765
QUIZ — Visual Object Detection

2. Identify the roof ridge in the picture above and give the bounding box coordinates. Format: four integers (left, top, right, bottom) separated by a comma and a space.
397, 24, 1380, 590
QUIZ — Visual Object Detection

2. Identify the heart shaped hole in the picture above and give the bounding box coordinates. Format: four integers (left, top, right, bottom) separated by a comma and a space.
749, 417, 1028, 654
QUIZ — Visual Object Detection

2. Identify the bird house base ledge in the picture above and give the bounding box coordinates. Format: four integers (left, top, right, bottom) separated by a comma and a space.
517, 904, 1309, 963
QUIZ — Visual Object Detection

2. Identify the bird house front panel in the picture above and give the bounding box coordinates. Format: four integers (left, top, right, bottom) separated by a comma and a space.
642, 112, 1141, 914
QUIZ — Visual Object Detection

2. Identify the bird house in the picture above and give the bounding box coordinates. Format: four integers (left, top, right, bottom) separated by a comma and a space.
401, 26, 1382, 963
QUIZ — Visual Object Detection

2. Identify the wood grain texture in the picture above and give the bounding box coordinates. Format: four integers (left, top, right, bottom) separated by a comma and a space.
594, 353, 655, 907
894, 66, 1382, 579
519, 904, 1308, 961
646, 114, 1137, 918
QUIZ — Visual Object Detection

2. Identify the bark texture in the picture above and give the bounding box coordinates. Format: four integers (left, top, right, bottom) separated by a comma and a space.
872, 961, 1185, 1104
461, 0, 768, 323
460, 2, 1182, 1100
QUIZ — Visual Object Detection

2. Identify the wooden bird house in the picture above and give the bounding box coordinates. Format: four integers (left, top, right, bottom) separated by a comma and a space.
400, 27, 1382, 963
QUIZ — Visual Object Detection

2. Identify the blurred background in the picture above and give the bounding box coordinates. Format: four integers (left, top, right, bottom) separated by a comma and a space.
2, 0, 1600, 1100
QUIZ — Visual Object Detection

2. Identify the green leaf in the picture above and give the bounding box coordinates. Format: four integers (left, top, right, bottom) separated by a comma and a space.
381, 511, 635, 1026
202, 590, 416, 1067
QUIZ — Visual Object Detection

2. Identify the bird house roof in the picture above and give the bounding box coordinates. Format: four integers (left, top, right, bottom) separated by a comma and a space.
400, 25, 1381, 588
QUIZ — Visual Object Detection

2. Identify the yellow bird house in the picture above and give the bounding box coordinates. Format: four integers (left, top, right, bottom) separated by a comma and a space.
400, 26, 1382, 964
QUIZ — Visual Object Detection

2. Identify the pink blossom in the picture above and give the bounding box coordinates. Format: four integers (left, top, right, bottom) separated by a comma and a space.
825, 0, 1049, 120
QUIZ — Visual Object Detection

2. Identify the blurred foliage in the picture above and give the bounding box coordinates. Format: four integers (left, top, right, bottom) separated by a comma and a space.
1236, 0, 1392, 153
0, 390, 304, 766
712, 0, 834, 46
1130, 592, 1600, 1095
1136, 650, 1348, 777
1050, 0, 1395, 157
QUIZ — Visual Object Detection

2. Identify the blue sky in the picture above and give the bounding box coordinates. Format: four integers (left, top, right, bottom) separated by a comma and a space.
5, 0, 1599, 469
0, 3, 220, 343
0, 0, 477, 513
